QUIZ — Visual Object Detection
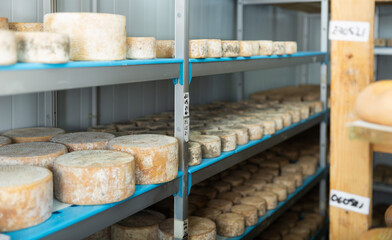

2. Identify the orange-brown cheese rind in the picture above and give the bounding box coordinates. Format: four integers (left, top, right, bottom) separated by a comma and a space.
50, 132, 115, 151
2, 127, 65, 143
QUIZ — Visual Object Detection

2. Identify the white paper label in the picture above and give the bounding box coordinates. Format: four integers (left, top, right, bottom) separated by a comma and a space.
0, 234, 10, 240
330, 189, 370, 215
174, 218, 188, 239
329, 20, 370, 42
184, 92, 190, 117
184, 118, 189, 142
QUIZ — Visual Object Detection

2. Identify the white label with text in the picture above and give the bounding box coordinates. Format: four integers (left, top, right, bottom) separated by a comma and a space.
330, 189, 370, 215
329, 20, 370, 42
184, 118, 189, 142
184, 92, 190, 117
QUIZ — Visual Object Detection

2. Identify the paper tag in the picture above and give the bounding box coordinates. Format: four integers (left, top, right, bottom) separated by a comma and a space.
184, 118, 189, 142
329, 20, 370, 42
174, 218, 188, 239
0, 234, 10, 240
330, 189, 370, 215
184, 92, 190, 117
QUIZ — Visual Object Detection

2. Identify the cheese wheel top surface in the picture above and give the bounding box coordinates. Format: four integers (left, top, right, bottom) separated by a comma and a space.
109, 134, 177, 148
0, 142, 67, 159
51, 132, 115, 144
118, 209, 165, 227
0, 165, 51, 188
159, 216, 215, 236
2, 127, 64, 140
0, 136, 11, 146
55, 150, 133, 168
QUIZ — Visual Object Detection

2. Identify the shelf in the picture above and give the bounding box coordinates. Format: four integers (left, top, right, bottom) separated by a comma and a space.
348, 120, 392, 144
190, 52, 327, 78
374, 47, 392, 55
373, 183, 392, 193
3, 173, 182, 240
0, 58, 182, 96
216, 167, 326, 240
189, 110, 329, 186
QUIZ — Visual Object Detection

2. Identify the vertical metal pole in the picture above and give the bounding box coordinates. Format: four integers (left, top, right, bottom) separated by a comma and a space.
91, 0, 98, 127
236, 0, 244, 101
301, 13, 309, 85
319, 0, 328, 220
174, 0, 189, 239
374, 6, 379, 82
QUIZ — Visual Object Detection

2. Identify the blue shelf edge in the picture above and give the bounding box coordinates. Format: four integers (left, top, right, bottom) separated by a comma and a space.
0, 58, 183, 72
218, 167, 326, 240
3, 171, 183, 240
189, 51, 327, 63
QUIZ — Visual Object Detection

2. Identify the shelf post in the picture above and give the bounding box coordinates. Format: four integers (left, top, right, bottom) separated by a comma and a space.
174, 0, 190, 239
330, 0, 375, 239
236, 0, 245, 101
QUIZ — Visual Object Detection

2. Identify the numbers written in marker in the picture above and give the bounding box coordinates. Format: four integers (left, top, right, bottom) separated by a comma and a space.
329, 20, 370, 42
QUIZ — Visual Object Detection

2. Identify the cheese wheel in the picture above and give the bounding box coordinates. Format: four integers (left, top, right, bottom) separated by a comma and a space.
259, 229, 281, 240
217, 192, 242, 204
240, 164, 259, 174
231, 169, 252, 180
159, 217, 216, 240
192, 125, 219, 134
190, 135, 221, 158
0, 142, 67, 170
304, 213, 323, 229
189, 142, 202, 166
53, 150, 135, 204
359, 228, 392, 240
266, 112, 291, 128
85, 227, 111, 240
0, 136, 11, 146
51, 132, 114, 151
239, 41, 252, 57
3, 127, 65, 143
9, 22, 43, 32
216, 213, 245, 237
274, 176, 296, 194
189, 194, 209, 208
281, 164, 302, 174
264, 183, 288, 201
208, 199, 233, 212
250, 41, 260, 56
210, 181, 231, 193
44, 12, 126, 61
284, 41, 297, 54
281, 172, 303, 187
269, 224, 290, 236
257, 118, 276, 135
0, 17, 8, 29
273, 42, 285, 55
205, 130, 237, 152
231, 204, 258, 226
0, 30, 17, 65
259, 161, 280, 169
297, 220, 317, 236
385, 205, 392, 227
189, 39, 208, 58
258, 40, 273, 55
222, 41, 240, 57
220, 125, 249, 145
375, 38, 387, 47
156, 40, 175, 58
222, 175, 244, 187
88, 125, 117, 133
0, 165, 52, 231
232, 185, 255, 197
280, 108, 300, 123
206, 39, 222, 58
243, 178, 267, 191
239, 196, 267, 217
111, 209, 165, 240
297, 161, 316, 176
195, 208, 223, 221
250, 191, 278, 210
289, 226, 310, 240
109, 134, 178, 184
191, 187, 217, 200
252, 173, 274, 183
126, 37, 156, 59
240, 121, 263, 140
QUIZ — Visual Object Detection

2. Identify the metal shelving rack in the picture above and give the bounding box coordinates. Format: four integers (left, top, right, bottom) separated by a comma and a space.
0, 0, 331, 239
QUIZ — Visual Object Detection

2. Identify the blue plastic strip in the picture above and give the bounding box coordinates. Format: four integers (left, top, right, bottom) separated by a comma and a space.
189, 62, 192, 85
189, 51, 327, 63
0, 58, 183, 72
188, 111, 326, 175
218, 167, 326, 240
3, 172, 183, 240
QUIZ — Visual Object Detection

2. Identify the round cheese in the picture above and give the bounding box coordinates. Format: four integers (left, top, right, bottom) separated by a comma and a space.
260, 229, 281, 240
208, 199, 233, 212
0, 30, 17, 65
53, 150, 135, 205
220, 125, 249, 145
296, 161, 316, 176
257, 118, 276, 135
9, 22, 43, 32
210, 181, 231, 193
158, 216, 216, 240
281, 164, 302, 175
303, 213, 323, 229
258, 40, 273, 55
0, 136, 11, 146
250, 191, 278, 210
195, 208, 222, 221
44, 12, 126, 61
222, 41, 240, 57
274, 176, 296, 194
109, 134, 178, 184
240, 120, 263, 140
87, 125, 116, 133
126, 37, 156, 59
264, 183, 288, 201
189, 194, 209, 208
281, 172, 303, 187
273, 41, 285, 55
156, 40, 175, 58
264, 114, 285, 129
243, 178, 267, 191
231, 169, 252, 180
222, 175, 244, 187
189, 39, 208, 59
191, 187, 217, 200
85, 227, 111, 240
239, 41, 252, 57
232, 185, 255, 197
215, 213, 245, 237
0, 17, 8, 29
16, 32, 69, 63
192, 126, 219, 134
239, 196, 267, 217
111, 209, 165, 240
297, 220, 317, 236
3, 127, 65, 143
252, 173, 274, 183
51, 132, 114, 151
359, 228, 392, 240
0, 142, 67, 169
259, 161, 280, 169
205, 130, 237, 152
240, 163, 259, 173
206, 39, 222, 58
385, 205, 392, 227
289, 226, 310, 240
0, 165, 52, 231
250, 41, 259, 56
218, 191, 242, 204
284, 41, 297, 54
231, 204, 258, 226
189, 142, 202, 166
190, 135, 221, 158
